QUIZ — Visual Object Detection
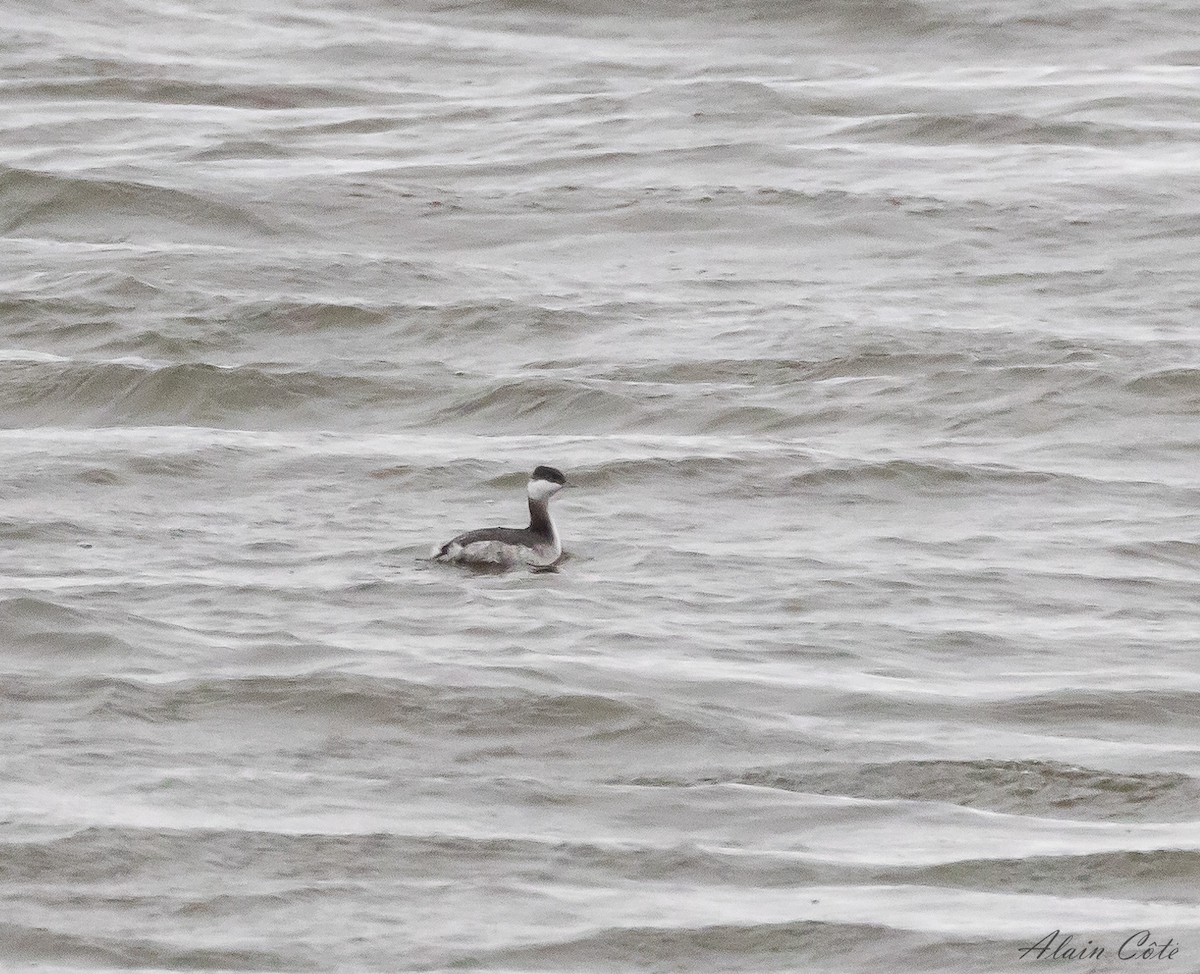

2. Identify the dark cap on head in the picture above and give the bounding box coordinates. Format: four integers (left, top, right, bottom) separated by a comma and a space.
531, 465, 566, 485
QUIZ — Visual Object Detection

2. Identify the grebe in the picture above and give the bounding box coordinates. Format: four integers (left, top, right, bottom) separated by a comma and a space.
432, 465, 571, 568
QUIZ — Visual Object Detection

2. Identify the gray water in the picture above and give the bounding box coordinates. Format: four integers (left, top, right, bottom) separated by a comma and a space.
2, 0, 1200, 971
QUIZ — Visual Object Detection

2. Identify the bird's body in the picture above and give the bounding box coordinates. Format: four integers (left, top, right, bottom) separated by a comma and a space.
432, 465, 570, 568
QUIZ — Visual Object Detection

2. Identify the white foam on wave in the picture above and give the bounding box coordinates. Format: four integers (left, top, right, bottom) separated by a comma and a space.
0, 348, 71, 363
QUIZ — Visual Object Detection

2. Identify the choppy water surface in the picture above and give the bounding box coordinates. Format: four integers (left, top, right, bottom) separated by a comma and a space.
2, 0, 1200, 970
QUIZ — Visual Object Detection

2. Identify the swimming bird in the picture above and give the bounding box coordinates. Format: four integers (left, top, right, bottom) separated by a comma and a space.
432, 465, 572, 568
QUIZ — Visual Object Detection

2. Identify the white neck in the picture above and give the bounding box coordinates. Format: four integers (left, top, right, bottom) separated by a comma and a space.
526, 478, 560, 502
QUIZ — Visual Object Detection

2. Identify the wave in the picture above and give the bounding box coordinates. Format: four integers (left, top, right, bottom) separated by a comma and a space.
0, 517, 89, 543
0, 350, 1149, 437
628, 758, 1200, 822
567, 454, 751, 489
9, 59, 365, 111
0, 596, 95, 634
0, 823, 832, 891
414, 367, 868, 436
0, 291, 397, 363
1110, 539, 1200, 569
593, 343, 1121, 387
187, 139, 296, 162
782, 458, 1091, 496
235, 299, 395, 333
423, 375, 664, 434
0, 355, 431, 428
485, 0, 945, 34
0, 920, 295, 971
1127, 367, 1200, 403
844, 111, 1170, 149
0, 597, 137, 663
0, 165, 279, 242
903, 848, 1200, 901
994, 688, 1200, 730
468, 918, 936, 970
2, 672, 704, 743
